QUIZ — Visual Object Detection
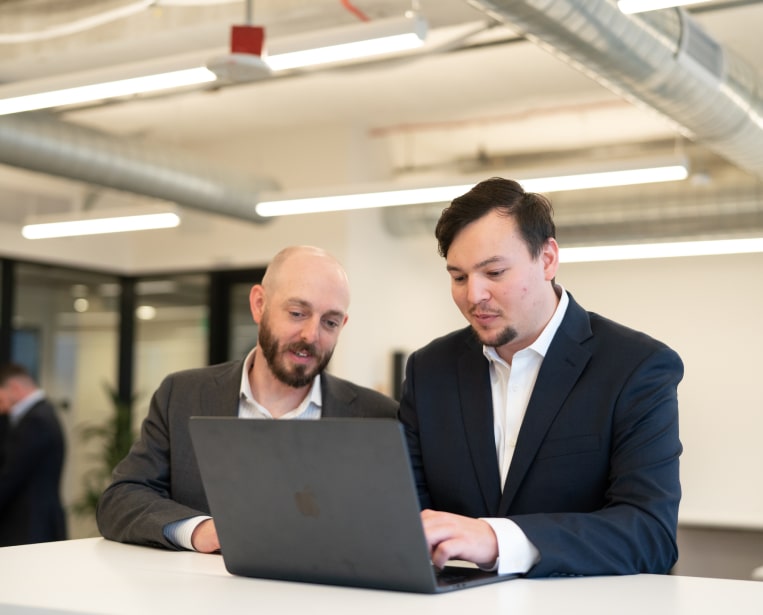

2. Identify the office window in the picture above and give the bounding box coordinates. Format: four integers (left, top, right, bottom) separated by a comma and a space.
208, 269, 265, 364
133, 273, 209, 427
13, 262, 120, 539
229, 281, 258, 361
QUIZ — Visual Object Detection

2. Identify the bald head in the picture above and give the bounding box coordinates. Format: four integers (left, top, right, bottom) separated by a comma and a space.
261, 246, 350, 311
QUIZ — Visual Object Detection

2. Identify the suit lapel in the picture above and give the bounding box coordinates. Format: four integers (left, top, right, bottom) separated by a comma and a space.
498, 295, 593, 514
201, 361, 243, 417
320, 374, 355, 417
457, 334, 503, 515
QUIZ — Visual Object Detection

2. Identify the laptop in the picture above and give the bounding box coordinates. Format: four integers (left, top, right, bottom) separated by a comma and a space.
189, 417, 516, 593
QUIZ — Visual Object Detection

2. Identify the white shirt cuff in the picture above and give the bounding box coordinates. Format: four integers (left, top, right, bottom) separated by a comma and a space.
481, 517, 540, 575
163, 515, 211, 551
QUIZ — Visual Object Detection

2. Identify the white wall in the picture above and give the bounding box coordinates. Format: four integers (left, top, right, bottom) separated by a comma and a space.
559, 253, 763, 529
329, 208, 463, 395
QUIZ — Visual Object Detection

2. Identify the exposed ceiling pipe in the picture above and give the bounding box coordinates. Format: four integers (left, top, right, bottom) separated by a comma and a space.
383, 177, 763, 244
0, 113, 275, 223
464, 0, 763, 180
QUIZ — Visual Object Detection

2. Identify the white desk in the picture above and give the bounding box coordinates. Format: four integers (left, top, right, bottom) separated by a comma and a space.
0, 538, 761, 615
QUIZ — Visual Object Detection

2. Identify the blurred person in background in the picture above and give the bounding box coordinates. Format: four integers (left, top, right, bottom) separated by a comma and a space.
0, 362, 67, 546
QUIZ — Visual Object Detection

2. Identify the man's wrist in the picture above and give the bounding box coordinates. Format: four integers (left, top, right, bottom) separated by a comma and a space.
480, 517, 540, 575
163, 515, 211, 551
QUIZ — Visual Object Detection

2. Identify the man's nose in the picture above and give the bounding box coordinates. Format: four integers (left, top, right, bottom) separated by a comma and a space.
300, 317, 321, 343
466, 277, 489, 305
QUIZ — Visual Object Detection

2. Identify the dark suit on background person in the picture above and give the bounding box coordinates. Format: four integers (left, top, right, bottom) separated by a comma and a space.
399, 294, 683, 577
0, 396, 67, 547
97, 360, 396, 549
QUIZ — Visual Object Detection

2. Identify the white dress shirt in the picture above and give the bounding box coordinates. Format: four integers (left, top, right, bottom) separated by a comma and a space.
480, 288, 569, 574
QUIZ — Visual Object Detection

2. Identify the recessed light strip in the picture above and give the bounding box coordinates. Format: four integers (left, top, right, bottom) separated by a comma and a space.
255, 184, 473, 217
0, 68, 216, 116
255, 163, 689, 217
266, 14, 427, 71
560, 237, 763, 263
22, 211, 181, 239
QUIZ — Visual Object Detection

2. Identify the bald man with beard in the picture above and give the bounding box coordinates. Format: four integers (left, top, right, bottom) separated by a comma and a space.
97, 246, 397, 552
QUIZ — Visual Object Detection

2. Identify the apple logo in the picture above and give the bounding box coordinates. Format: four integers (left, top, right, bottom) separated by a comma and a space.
294, 487, 320, 517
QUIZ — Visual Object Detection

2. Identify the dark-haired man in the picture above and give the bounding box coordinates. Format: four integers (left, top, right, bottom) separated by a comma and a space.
399, 177, 683, 578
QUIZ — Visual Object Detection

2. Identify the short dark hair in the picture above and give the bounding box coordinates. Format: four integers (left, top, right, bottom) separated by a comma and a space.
434, 177, 556, 258
0, 362, 33, 387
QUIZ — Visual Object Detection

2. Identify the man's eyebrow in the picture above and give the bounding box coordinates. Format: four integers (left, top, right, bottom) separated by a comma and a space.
323, 310, 346, 320
446, 256, 504, 272
284, 298, 312, 309
285, 298, 345, 319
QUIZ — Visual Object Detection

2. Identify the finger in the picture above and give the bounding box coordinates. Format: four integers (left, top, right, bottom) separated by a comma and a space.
431, 537, 468, 569
421, 511, 457, 549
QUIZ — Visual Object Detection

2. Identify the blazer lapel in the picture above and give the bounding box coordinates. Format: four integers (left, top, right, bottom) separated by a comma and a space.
201, 360, 244, 417
319, 374, 355, 418
457, 334, 503, 515
498, 295, 593, 514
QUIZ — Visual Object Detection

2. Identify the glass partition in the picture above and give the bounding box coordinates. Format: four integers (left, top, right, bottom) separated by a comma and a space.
13, 262, 120, 538
133, 273, 209, 428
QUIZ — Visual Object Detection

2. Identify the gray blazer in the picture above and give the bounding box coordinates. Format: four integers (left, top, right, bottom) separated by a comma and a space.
96, 360, 398, 549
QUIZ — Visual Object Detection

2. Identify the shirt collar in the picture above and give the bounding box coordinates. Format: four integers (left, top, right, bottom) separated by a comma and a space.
240, 347, 323, 409
483, 286, 569, 365
9, 389, 45, 426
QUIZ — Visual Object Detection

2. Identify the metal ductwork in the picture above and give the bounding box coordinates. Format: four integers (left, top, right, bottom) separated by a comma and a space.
0, 113, 275, 223
384, 0, 763, 241
383, 174, 763, 244
465, 0, 763, 179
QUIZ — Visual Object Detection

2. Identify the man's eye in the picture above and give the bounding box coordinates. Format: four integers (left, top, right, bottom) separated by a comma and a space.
289, 311, 304, 319
451, 275, 466, 284
487, 269, 506, 278
324, 320, 340, 330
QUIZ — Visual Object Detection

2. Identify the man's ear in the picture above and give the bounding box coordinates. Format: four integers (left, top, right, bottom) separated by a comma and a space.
542, 238, 560, 281
249, 284, 266, 324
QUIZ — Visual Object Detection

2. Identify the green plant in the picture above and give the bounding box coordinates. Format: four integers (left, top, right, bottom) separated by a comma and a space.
72, 385, 136, 517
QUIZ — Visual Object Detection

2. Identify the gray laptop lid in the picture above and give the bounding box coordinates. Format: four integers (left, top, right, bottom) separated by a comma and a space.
189, 417, 514, 593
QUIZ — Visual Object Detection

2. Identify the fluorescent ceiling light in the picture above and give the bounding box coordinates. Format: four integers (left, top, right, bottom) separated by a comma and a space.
22, 207, 181, 239
560, 237, 763, 263
0, 14, 427, 115
617, 0, 712, 14
255, 162, 689, 217
521, 164, 688, 192
265, 14, 428, 71
0, 68, 216, 116
257, 185, 471, 216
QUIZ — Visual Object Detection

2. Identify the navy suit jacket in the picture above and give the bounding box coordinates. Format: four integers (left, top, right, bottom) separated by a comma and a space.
398, 293, 683, 577
0, 399, 67, 546
97, 359, 398, 549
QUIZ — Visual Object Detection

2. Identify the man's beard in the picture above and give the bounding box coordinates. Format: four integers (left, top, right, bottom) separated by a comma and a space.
472, 324, 518, 349
258, 315, 334, 388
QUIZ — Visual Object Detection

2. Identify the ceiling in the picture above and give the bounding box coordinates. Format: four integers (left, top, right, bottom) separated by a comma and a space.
0, 0, 762, 250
